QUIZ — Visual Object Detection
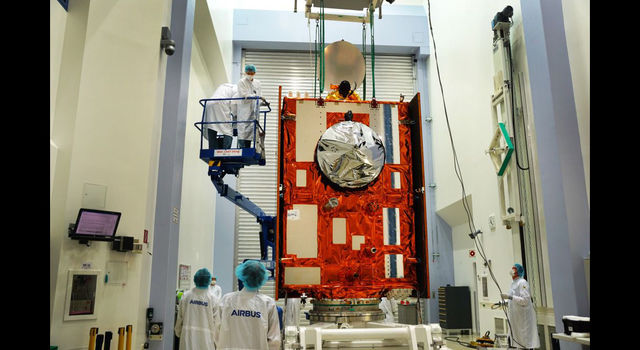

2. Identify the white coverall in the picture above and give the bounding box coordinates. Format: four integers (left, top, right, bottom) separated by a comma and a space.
214, 289, 281, 350
174, 287, 220, 350
210, 284, 222, 300
233, 76, 262, 143
284, 298, 301, 327
379, 297, 395, 323
205, 83, 238, 139
506, 277, 540, 349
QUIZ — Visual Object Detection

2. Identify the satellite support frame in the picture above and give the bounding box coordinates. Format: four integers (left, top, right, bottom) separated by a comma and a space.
302, 0, 384, 23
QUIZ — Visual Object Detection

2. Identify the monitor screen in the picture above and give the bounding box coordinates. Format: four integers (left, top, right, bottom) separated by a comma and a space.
72, 209, 121, 240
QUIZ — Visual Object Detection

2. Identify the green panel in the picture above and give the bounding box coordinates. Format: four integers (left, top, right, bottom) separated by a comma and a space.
497, 122, 514, 176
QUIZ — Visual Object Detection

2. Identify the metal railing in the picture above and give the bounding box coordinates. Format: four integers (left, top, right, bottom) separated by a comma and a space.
195, 96, 271, 154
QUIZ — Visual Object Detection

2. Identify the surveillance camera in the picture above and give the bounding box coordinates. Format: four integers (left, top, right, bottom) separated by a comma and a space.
160, 26, 176, 56
163, 41, 176, 56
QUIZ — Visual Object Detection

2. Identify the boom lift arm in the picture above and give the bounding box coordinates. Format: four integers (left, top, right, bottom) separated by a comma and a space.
195, 96, 276, 277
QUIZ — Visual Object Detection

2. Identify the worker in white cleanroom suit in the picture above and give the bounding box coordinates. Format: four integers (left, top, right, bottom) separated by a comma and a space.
379, 297, 395, 323
205, 83, 237, 150
209, 276, 222, 300
214, 260, 281, 350
284, 298, 301, 327
175, 268, 220, 350
233, 64, 268, 148
501, 263, 540, 349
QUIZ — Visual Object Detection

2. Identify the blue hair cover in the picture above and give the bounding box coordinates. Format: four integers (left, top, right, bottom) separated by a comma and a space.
514, 263, 525, 278
194, 268, 212, 289
236, 260, 267, 291
245, 64, 256, 73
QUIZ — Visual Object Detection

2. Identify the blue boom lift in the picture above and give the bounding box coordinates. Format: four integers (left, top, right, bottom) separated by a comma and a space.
194, 96, 276, 278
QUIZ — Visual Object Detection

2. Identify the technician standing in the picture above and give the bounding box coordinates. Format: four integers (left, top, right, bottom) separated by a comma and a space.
214, 260, 281, 349
326, 80, 361, 101
210, 276, 222, 300
234, 64, 267, 148
175, 268, 220, 349
501, 263, 540, 349
205, 83, 237, 150
378, 297, 395, 324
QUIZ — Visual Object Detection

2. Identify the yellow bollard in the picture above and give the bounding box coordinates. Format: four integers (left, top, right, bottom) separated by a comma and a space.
117, 327, 125, 350
125, 325, 132, 350
88, 327, 98, 350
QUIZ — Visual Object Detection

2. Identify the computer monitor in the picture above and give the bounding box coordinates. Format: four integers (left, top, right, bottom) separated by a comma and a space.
69, 208, 121, 243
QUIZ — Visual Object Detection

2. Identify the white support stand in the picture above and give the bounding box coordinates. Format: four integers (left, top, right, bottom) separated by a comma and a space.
486, 21, 523, 231
285, 323, 450, 350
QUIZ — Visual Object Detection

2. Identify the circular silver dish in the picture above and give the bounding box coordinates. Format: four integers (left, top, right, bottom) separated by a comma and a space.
316, 121, 385, 189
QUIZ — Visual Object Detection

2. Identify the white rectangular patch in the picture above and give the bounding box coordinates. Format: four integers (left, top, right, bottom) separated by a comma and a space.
214, 149, 243, 157
286, 204, 318, 258
296, 169, 307, 187
284, 267, 321, 285
287, 209, 300, 221
352, 235, 365, 250
295, 100, 378, 161
332, 218, 347, 244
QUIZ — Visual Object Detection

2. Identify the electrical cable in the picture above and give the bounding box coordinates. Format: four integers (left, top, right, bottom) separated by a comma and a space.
505, 29, 530, 171
425, 0, 475, 235
444, 336, 474, 349
425, 1, 527, 348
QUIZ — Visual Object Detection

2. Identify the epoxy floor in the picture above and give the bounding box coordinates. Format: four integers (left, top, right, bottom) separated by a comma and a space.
442, 333, 479, 349
441, 333, 512, 349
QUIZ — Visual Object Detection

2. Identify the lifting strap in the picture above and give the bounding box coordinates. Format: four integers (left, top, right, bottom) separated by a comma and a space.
369, 2, 376, 99
319, 0, 326, 94
314, 19, 319, 98
362, 22, 367, 100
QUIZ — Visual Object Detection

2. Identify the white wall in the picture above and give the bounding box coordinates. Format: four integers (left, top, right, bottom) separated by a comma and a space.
176, 35, 220, 285
50, 1, 67, 137
561, 0, 589, 206
50, 0, 170, 348
424, 0, 516, 336
51, 0, 235, 347
207, 0, 234, 81
423, 0, 588, 335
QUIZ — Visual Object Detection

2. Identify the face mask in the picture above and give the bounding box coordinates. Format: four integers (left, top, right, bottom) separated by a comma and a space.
509, 269, 515, 277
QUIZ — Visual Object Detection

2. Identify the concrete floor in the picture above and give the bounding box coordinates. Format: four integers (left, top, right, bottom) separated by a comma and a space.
442, 333, 478, 349
441, 333, 513, 349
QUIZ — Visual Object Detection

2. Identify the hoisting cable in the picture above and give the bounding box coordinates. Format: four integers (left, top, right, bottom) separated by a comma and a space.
319, 0, 326, 95
425, 0, 526, 347
362, 21, 367, 100
369, 2, 376, 99
314, 19, 319, 98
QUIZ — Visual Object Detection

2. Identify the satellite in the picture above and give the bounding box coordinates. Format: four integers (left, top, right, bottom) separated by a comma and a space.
275, 38, 430, 326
